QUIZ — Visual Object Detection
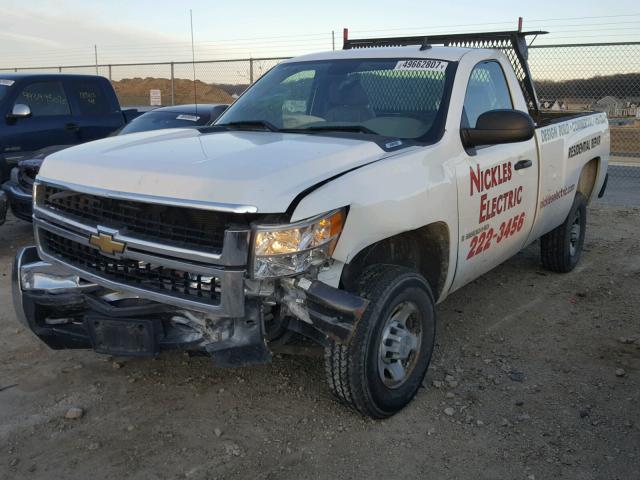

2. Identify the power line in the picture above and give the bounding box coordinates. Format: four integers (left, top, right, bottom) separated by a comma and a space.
526, 13, 640, 22
349, 14, 640, 34
8, 24, 639, 61
3, 13, 640, 68
97, 31, 332, 48
4, 13, 640, 57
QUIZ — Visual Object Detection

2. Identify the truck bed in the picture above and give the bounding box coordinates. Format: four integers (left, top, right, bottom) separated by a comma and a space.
526, 111, 610, 244
537, 110, 602, 127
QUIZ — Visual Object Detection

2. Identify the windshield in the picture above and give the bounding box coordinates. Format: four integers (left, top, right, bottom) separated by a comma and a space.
216, 58, 455, 141
119, 110, 210, 134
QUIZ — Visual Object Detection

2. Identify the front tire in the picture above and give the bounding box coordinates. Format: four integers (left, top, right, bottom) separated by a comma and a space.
324, 265, 436, 418
540, 192, 587, 273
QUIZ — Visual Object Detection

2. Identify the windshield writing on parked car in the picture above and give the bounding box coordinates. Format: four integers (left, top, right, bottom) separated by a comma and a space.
216, 58, 455, 141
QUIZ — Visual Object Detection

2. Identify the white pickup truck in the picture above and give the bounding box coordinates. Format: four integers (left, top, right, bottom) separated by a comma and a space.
13, 31, 609, 418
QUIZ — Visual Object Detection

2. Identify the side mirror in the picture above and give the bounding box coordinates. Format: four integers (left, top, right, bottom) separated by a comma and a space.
461, 109, 534, 148
7, 103, 32, 120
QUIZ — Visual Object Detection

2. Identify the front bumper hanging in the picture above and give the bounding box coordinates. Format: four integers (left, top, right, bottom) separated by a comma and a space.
12, 246, 367, 367
12, 246, 271, 366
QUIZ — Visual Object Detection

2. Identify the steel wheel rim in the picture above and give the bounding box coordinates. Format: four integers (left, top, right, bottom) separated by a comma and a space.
377, 301, 423, 389
569, 209, 582, 257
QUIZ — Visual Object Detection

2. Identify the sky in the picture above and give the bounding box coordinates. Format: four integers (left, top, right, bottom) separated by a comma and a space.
1, 0, 639, 68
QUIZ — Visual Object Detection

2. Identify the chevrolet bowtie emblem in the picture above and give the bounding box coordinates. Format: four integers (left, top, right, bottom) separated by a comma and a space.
89, 232, 126, 255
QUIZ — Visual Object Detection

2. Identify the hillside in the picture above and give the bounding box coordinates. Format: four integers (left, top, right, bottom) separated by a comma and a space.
112, 77, 235, 106
535, 73, 640, 100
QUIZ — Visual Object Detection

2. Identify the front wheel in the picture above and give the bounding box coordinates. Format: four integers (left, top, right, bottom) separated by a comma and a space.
324, 265, 436, 418
540, 192, 587, 273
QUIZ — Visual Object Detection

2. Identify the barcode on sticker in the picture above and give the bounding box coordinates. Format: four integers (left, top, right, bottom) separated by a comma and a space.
394, 60, 447, 73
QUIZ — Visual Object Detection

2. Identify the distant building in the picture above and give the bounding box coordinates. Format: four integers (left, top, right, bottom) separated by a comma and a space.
592, 96, 639, 117
593, 96, 623, 116
538, 98, 567, 110
562, 97, 595, 111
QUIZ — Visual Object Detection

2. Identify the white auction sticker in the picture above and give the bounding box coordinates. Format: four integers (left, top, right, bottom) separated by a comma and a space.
0, 79, 15, 86
394, 59, 448, 73
176, 114, 200, 122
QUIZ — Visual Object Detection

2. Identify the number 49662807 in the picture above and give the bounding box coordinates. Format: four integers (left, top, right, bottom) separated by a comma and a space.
466, 212, 526, 260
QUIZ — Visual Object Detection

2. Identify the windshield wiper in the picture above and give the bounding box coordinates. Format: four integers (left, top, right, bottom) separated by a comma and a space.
217, 120, 279, 132
283, 124, 379, 135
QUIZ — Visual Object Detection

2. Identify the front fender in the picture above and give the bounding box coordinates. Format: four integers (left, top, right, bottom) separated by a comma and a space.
291, 145, 458, 293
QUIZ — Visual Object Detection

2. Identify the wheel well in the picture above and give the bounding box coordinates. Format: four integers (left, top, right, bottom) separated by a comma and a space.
340, 222, 450, 300
577, 157, 600, 201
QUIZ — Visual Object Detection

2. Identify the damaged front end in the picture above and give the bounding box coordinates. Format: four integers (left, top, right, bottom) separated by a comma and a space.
13, 244, 367, 367
13, 181, 367, 366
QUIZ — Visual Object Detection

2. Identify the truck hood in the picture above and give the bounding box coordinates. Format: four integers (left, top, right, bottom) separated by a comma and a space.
39, 128, 391, 213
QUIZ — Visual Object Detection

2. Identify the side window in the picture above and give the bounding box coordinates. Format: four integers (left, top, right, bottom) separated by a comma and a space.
72, 79, 111, 115
14, 81, 71, 116
463, 61, 513, 128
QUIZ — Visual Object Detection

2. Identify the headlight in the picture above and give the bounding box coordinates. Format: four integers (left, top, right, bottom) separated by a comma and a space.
252, 208, 346, 279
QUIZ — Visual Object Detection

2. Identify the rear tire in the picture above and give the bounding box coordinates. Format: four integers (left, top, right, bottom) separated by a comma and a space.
540, 192, 587, 273
324, 265, 436, 418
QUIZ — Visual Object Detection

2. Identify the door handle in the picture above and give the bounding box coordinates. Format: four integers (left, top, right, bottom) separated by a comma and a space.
65, 123, 80, 132
514, 159, 533, 170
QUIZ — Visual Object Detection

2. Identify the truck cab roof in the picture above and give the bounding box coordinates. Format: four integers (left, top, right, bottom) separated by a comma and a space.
284, 45, 474, 64
0, 73, 109, 82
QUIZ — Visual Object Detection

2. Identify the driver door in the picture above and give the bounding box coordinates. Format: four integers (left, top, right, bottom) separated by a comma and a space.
451, 60, 539, 291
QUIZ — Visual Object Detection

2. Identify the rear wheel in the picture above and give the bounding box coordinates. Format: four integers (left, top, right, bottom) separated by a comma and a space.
540, 192, 587, 273
324, 265, 436, 418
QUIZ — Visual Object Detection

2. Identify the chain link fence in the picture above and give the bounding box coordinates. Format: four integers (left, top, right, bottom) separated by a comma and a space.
0, 57, 285, 107
1, 43, 639, 159
529, 42, 640, 161
597, 165, 640, 207
0, 57, 288, 108
530, 44, 640, 206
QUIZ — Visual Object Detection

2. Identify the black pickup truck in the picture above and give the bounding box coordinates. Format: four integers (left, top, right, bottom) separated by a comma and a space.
0, 73, 141, 182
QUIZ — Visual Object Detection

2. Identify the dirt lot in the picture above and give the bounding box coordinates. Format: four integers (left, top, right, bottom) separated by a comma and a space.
1, 202, 639, 480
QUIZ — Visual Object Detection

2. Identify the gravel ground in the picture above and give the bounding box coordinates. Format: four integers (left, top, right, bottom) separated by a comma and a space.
1, 203, 639, 480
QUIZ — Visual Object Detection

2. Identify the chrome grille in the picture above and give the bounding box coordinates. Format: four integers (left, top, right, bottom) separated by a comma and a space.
41, 229, 222, 305
41, 185, 254, 254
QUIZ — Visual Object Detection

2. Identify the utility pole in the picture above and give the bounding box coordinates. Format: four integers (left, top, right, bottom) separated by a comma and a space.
332, 30, 335, 51
190, 9, 197, 110
94, 44, 98, 74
